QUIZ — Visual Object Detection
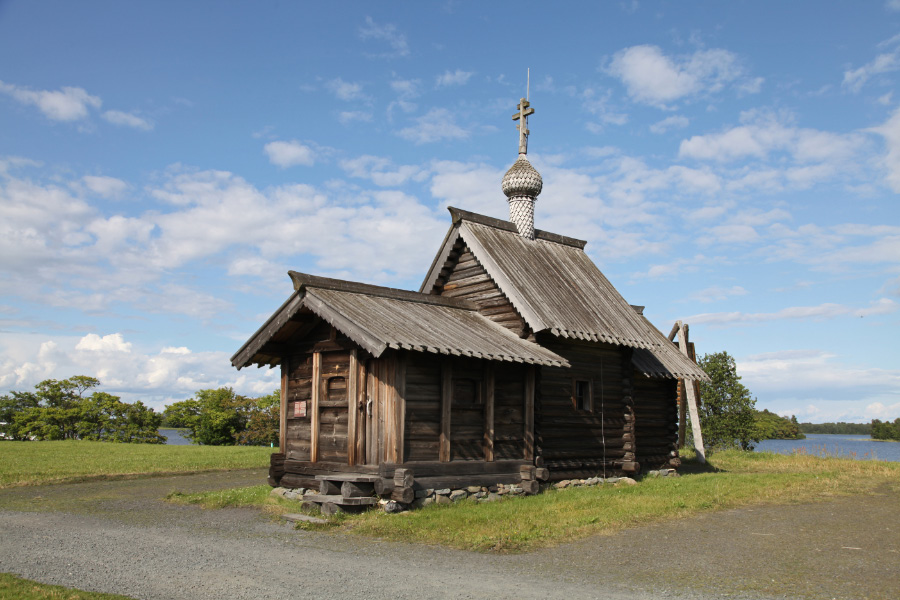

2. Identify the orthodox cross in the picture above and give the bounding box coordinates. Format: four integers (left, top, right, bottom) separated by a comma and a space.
512, 98, 534, 155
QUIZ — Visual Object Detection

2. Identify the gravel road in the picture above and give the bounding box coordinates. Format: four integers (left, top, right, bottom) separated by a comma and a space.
0, 470, 897, 600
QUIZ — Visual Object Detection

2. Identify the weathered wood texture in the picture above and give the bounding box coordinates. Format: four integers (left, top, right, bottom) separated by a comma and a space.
429, 240, 528, 337
634, 374, 680, 470
537, 335, 633, 477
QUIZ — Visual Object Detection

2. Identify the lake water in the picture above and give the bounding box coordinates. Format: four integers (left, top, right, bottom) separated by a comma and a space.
159, 428, 192, 445
755, 433, 900, 462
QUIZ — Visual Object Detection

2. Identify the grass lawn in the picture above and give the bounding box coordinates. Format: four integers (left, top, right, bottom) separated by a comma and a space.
0, 441, 271, 488
0, 573, 134, 600
170, 449, 900, 553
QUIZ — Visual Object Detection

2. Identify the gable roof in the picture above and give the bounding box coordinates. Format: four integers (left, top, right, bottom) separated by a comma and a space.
231, 272, 569, 370
421, 207, 708, 381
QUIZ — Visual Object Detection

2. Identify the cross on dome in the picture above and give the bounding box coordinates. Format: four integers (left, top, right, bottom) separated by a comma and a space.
512, 98, 534, 155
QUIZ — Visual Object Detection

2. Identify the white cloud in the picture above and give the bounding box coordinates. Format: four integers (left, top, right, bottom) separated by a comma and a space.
102, 110, 153, 131
325, 78, 366, 101
436, 69, 473, 87
687, 298, 898, 326
358, 16, 409, 58
397, 108, 469, 144
264, 140, 316, 168
870, 105, 900, 192
649, 115, 689, 134
81, 175, 128, 198
607, 45, 750, 107
75, 333, 132, 353
0, 80, 101, 121
391, 79, 420, 98
0, 332, 277, 410
842, 34, 900, 92
340, 155, 426, 186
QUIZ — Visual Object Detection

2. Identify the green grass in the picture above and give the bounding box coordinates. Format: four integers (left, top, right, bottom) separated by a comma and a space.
0, 573, 134, 600
174, 450, 900, 553
0, 441, 271, 488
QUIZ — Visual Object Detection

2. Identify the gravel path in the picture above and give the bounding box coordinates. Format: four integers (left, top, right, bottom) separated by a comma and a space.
0, 470, 897, 600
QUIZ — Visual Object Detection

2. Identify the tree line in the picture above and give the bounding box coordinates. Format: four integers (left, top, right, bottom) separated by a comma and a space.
871, 419, 900, 441
0, 376, 278, 446
0, 376, 163, 443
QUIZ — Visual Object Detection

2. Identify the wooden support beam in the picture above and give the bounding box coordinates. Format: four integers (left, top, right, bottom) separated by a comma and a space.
524, 365, 535, 461
311, 351, 321, 463
483, 363, 495, 462
440, 360, 452, 462
394, 352, 406, 464
279, 359, 288, 454
355, 356, 367, 466
675, 323, 705, 464
347, 349, 358, 466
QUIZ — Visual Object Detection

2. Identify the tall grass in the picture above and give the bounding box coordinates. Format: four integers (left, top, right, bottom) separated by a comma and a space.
0, 440, 271, 488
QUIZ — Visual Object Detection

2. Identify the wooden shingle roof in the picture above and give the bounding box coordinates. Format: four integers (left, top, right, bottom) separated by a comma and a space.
231, 272, 569, 370
421, 208, 709, 381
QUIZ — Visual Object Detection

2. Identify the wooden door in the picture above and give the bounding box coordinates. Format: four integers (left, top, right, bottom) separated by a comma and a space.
317, 351, 350, 463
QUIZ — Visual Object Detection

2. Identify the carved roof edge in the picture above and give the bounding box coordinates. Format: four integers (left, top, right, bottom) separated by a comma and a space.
288, 271, 477, 310
447, 206, 587, 249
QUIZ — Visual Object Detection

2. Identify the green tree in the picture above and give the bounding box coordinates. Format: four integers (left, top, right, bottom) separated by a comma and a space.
235, 390, 280, 446
2, 376, 163, 443
697, 351, 760, 451
871, 418, 900, 441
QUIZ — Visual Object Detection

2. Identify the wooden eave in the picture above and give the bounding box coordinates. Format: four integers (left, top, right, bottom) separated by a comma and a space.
232, 272, 570, 370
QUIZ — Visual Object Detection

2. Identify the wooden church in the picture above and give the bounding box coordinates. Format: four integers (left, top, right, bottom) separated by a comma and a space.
232, 97, 708, 496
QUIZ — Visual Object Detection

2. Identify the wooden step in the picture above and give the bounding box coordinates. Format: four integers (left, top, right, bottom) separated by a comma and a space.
314, 474, 381, 483
304, 495, 378, 506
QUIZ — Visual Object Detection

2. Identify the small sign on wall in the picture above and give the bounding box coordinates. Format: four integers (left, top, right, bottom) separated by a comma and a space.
294, 401, 307, 418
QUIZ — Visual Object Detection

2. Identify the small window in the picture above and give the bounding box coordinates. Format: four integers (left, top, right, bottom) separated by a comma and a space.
574, 380, 592, 412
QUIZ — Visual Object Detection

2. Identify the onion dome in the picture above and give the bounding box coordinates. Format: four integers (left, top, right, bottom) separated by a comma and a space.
501, 155, 543, 200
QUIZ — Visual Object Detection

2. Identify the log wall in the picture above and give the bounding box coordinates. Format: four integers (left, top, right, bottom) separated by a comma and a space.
633, 374, 679, 470
536, 335, 634, 477
430, 239, 527, 337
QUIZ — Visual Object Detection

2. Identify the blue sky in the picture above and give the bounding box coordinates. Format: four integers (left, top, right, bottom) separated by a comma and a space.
1, 1, 898, 422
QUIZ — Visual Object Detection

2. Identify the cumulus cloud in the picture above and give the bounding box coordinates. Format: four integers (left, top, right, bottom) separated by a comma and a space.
607, 45, 753, 107
358, 16, 409, 58
397, 108, 469, 144
0, 332, 277, 409
102, 110, 153, 131
75, 333, 132, 353
0, 80, 101, 121
264, 140, 316, 167
436, 69, 474, 87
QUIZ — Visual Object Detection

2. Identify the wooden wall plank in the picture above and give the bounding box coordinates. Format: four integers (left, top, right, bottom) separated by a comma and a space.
311, 351, 321, 463
440, 359, 452, 462
484, 363, 495, 462
524, 364, 535, 461
280, 359, 288, 454
347, 349, 357, 465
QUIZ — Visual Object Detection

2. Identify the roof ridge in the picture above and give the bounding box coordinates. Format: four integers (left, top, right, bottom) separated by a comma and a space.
288, 271, 477, 309
447, 206, 586, 249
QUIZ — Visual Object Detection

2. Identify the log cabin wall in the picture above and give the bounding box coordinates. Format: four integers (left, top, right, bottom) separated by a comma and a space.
403, 353, 530, 464
283, 322, 365, 464
429, 238, 527, 338
632, 374, 679, 470
536, 334, 633, 478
